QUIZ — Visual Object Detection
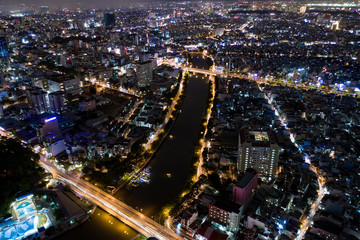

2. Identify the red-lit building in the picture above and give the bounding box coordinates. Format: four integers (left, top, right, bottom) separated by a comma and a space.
233, 168, 258, 205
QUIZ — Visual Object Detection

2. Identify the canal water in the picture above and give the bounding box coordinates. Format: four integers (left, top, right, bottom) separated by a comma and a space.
56, 54, 209, 240
115, 54, 210, 217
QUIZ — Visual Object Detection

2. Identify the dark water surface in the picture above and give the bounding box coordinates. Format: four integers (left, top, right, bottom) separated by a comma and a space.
56, 54, 209, 240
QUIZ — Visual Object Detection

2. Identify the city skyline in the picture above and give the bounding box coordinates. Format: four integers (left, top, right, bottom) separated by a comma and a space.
3, 0, 189, 10
0, 1, 359, 240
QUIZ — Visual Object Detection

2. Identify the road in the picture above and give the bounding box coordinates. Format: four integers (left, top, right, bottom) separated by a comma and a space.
196, 75, 215, 180
296, 166, 326, 239
183, 67, 219, 76
143, 69, 185, 150
181, 65, 352, 97
182, 65, 268, 83
39, 158, 183, 240
93, 79, 140, 98
115, 55, 210, 218
259, 85, 326, 239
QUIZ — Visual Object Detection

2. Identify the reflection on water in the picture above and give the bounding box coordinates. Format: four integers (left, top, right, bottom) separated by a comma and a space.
55, 208, 139, 240
56, 54, 209, 240
115, 54, 210, 217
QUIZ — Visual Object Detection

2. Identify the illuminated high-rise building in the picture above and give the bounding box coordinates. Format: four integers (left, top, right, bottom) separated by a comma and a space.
39, 116, 61, 138
48, 91, 67, 114
136, 59, 156, 88
0, 35, 10, 72
0, 37, 9, 58
38, 117, 65, 156
104, 13, 115, 28
26, 88, 48, 114
238, 128, 279, 176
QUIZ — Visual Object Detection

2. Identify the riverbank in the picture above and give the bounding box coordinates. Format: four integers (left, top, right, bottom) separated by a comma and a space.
54, 54, 210, 240
114, 55, 211, 219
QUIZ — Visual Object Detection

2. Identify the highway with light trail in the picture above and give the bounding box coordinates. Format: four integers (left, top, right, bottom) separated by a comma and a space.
39, 157, 183, 240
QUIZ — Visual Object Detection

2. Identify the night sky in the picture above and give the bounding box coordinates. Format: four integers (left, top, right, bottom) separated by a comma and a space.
1, 0, 153, 9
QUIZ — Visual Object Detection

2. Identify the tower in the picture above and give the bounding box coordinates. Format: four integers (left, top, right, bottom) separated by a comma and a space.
39, 116, 61, 139
238, 128, 279, 176
0, 37, 9, 58
0, 30, 10, 72
136, 59, 156, 88
38, 117, 65, 156
48, 91, 67, 114
104, 13, 115, 28
26, 88, 48, 114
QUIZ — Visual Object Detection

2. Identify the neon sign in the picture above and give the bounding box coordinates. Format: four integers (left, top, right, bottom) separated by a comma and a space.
44, 117, 57, 123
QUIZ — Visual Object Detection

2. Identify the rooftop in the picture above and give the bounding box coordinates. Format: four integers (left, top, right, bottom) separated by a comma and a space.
236, 170, 257, 188
197, 221, 228, 240
239, 128, 278, 146
211, 197, 242, 213
249, 131, 269, 142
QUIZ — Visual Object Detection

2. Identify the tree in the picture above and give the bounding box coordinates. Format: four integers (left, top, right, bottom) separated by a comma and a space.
208, 172, 221, 189
53, 208, 64, 221
0, 137, 44, 217
45, 226, 56, 236
40, 60, 56, 70
206, 57, 213, 68
89, 85, 97, 95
